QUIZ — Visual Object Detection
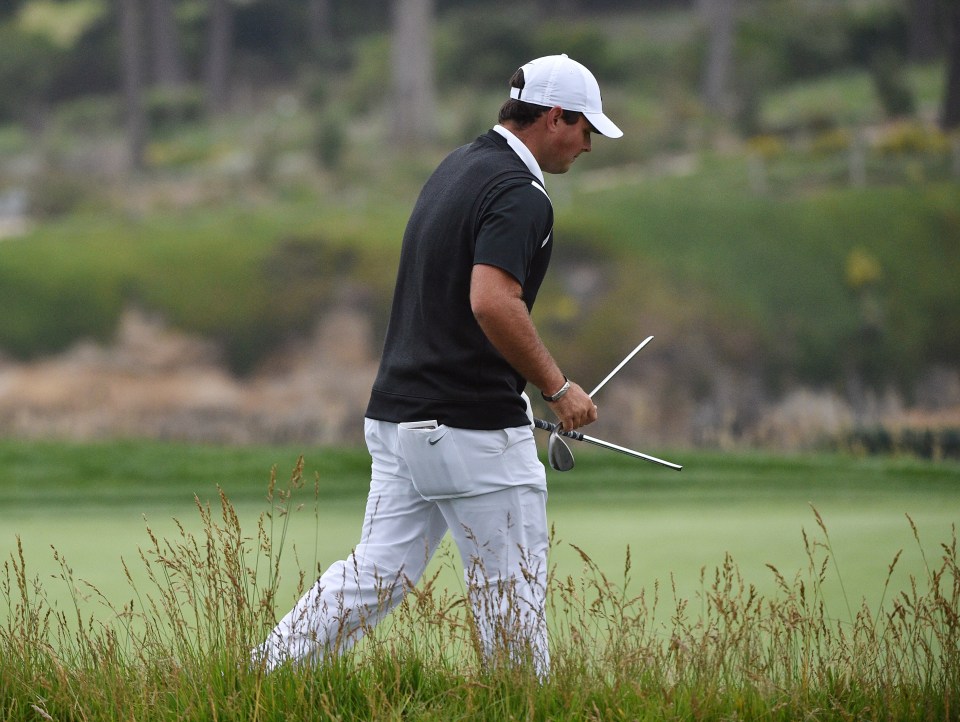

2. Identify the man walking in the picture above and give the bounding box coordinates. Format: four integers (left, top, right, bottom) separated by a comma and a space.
253, 54, 622, 676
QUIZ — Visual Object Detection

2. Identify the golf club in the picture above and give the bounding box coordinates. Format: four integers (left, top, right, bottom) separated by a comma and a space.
535, 417, 682, 471
546, 336, 656, 471
546, 423, 573, 472
546, 425, 575, 471
589, 335, 653, 398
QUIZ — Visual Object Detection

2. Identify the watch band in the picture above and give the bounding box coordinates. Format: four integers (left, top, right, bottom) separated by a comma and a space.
541, 377, 571, 403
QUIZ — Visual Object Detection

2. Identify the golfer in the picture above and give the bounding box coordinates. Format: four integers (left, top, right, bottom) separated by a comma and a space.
253, 54, 622, 676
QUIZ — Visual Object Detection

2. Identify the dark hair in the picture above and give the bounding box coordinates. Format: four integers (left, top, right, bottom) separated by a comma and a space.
498, 67, 582, 128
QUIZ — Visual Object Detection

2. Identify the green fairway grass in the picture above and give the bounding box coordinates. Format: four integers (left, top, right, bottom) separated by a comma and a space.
3, 440, 959, 721
2, 440, 957, 631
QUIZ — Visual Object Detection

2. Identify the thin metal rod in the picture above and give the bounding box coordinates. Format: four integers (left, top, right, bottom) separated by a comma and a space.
573, 432, 682, 471
534, 418, 682, 471
589, 336, 653, 398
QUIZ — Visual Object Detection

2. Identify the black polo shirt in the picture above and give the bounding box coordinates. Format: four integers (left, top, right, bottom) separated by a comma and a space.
365, 130, 554, 429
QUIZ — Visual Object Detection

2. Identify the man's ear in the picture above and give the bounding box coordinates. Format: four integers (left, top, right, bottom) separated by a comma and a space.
544, 106, 564, 131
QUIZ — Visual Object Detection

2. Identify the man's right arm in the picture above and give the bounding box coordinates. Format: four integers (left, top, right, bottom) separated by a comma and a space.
470, 263, 597, 431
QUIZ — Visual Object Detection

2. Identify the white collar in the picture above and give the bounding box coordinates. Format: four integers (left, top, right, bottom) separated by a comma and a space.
492, 125, 545, 186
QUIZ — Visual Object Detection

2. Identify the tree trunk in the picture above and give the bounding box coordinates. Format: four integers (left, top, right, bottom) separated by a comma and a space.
943, 0, 960, 130
149, 0, 186, 87
699, 0, 737, 116
536, 0, 578, 18
119, 0, 147, 170
204, 0, 233, 116
908, 0, 940, 62
307, 0, 334, 51
390, 0, 436, 146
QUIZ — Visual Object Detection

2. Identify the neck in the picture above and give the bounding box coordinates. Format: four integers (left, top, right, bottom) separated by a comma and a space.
500, 121, 544, 166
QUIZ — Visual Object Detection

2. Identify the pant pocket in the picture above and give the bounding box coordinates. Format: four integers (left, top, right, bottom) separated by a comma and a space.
397, 421, 474, 500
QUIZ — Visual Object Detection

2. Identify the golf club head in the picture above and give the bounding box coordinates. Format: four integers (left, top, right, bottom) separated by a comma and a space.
547, 427, 575, 471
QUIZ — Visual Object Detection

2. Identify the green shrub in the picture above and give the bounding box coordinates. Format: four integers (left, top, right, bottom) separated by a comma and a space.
840, 425, 960, 459
435, 5, 537, 90
51, 94, 122, 135
738, 1, 909, 88
874, 121, 949, 155
845, 1, 910, 67
0, 271, 121, 358
436, 12, 622, 93
315, 112, 347, 170
738, 2, 850, 85
144, 85, 205, 133
746, 133, 787, 159
0, 124, 28, 155
532, 22, 619, 81
870, 48, 916, 118
144, 129, 222, 168
1, 158, 958, 391
345, 35, 391, 115
811, 127, 853, 154
0, 26, 60, 122
27, 171, 95, 219
299, 68, 329, 109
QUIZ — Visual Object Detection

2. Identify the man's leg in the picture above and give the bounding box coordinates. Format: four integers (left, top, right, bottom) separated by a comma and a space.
441, 485, 549, 677
436, 426, 550, 676
252, 419, 448, 670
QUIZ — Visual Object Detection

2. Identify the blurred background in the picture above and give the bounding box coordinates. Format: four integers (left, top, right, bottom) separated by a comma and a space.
0, 0, 958, 454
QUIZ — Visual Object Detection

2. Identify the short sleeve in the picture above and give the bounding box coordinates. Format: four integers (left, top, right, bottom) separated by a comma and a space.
473, 181, 553, 285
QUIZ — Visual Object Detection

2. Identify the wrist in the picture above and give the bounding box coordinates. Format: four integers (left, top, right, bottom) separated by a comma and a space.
541, 376, 570, 403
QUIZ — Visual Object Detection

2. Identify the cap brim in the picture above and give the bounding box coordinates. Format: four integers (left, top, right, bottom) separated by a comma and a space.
585, 112, 623, 139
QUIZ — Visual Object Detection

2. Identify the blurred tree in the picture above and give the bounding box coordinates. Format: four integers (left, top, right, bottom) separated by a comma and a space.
233, 0, 307, 75
119, 0, 147, 168
15, 0, 107, 49
870, 47, 916, 118
204, 0, 233, 115
307, 0, 334, 50
0, 25, 59, 123
699, 0, 737, 116
331, 0, 390, 37
149, 0, 186, 87
390, 0, 436, 145
535, 0, 578, 17
0, 0, 27, 21
944, 0, 960, 130
908, 0, 940, 61
435, 4, 536, 90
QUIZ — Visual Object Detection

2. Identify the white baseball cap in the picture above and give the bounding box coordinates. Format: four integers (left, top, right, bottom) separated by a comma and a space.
509, 54, 623, 139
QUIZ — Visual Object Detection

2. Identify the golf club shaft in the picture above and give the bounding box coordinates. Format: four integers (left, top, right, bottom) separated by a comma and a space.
534, 418, 682, 471
589, 335, 653, 398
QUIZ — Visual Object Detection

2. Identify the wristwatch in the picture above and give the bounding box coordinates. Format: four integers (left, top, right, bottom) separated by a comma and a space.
541, 377, 570, 403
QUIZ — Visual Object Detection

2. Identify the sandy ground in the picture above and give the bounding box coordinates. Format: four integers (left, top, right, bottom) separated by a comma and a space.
0, 308, 378, 445
1, 308, 957, 450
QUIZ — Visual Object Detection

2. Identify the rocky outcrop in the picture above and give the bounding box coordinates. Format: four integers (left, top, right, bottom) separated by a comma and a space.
0, 308, 378, 445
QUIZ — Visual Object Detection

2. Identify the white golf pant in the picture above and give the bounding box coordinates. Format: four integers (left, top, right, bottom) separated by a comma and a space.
252, 418, 549, 675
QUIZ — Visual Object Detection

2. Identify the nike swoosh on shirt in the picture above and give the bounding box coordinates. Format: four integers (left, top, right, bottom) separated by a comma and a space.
428, 429, 448, 445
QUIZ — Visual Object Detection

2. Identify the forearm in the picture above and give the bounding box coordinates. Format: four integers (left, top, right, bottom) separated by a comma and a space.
471, 264, 597, 430
470, 266, 565, 396
479, 306, 567, 397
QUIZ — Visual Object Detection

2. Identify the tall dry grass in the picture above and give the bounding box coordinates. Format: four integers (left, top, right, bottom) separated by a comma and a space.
2, 458, 957, 720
